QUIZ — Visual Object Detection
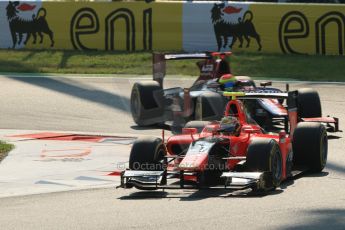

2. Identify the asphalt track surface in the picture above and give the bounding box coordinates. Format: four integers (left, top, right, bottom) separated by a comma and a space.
0, 76, 345, 230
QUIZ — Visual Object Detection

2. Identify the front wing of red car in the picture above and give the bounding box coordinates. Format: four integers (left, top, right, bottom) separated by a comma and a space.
117, 169, 274, 191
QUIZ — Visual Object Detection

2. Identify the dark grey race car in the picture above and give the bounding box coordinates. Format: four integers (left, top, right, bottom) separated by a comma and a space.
130, 52, 338, 133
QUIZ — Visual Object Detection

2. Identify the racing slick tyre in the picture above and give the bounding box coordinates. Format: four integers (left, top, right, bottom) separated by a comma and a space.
297, 88, 322, 118
130, 81, 164, 126
184, 121, 211, 133
195, 92, 226, 121
292, 122, 328, 172
246, 139, 283, 190
129, 137, 166, 171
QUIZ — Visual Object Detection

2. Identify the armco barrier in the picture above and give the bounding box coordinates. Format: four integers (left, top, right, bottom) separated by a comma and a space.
0, 1, 344, 55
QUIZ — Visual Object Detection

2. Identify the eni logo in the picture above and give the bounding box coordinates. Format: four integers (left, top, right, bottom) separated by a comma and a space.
279, 11, 345, 55
70, 7, 152, 51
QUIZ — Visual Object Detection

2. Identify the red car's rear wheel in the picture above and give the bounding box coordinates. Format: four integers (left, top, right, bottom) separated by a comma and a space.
293, 122, 327, 172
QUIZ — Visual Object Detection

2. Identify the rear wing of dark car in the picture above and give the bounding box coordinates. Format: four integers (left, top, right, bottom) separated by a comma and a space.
153, 52, 232, 87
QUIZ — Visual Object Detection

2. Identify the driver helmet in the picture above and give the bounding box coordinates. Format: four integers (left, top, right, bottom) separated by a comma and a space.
220, 116, 241, 135
219, 74, 236, 91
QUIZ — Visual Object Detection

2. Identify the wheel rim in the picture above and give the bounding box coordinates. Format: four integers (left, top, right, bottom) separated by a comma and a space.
320, 131, 328, 167
156, 147, 165, 162
271, 147, 282, 185
131, 89, 140, 120
155, 146, 166, 171
285, 150, 293, 177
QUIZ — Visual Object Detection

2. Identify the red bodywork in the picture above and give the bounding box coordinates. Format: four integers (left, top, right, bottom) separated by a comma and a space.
165, 99, 293, 182
120, 89, 339, 190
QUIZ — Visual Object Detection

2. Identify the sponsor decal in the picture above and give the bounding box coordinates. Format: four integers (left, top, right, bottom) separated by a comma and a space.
201, 64, 213, 72
5, 1, 54, 49
68, 2, 182, 51
279, 10, 345, 55
211, 3, 262, 51
17, 3, 36, 11
70, 7, 152, 51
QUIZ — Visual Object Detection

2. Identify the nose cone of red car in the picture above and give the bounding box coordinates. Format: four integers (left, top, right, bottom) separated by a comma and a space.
178, 153, 208, 171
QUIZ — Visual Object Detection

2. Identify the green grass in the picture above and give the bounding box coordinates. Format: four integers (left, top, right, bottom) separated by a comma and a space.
0, 141, 14, 163
0, 50, 344, 81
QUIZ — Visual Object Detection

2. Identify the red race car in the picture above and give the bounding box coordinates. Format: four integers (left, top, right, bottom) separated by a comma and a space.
119, 90, 337, 192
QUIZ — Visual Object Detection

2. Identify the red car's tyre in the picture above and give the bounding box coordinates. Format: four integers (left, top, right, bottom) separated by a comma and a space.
130, 81, 164, 126
297, 88, 322, 118
246, 138, 283, 189
184, 121, 211, 133
129, 137, 166, 171
293, 122, 327, 172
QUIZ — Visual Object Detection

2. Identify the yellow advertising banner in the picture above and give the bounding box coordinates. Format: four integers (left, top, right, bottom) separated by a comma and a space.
182, 2, 345, 55
0, 1, 182, 51
250, 4, 345, 55
0, 1, 344, 55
